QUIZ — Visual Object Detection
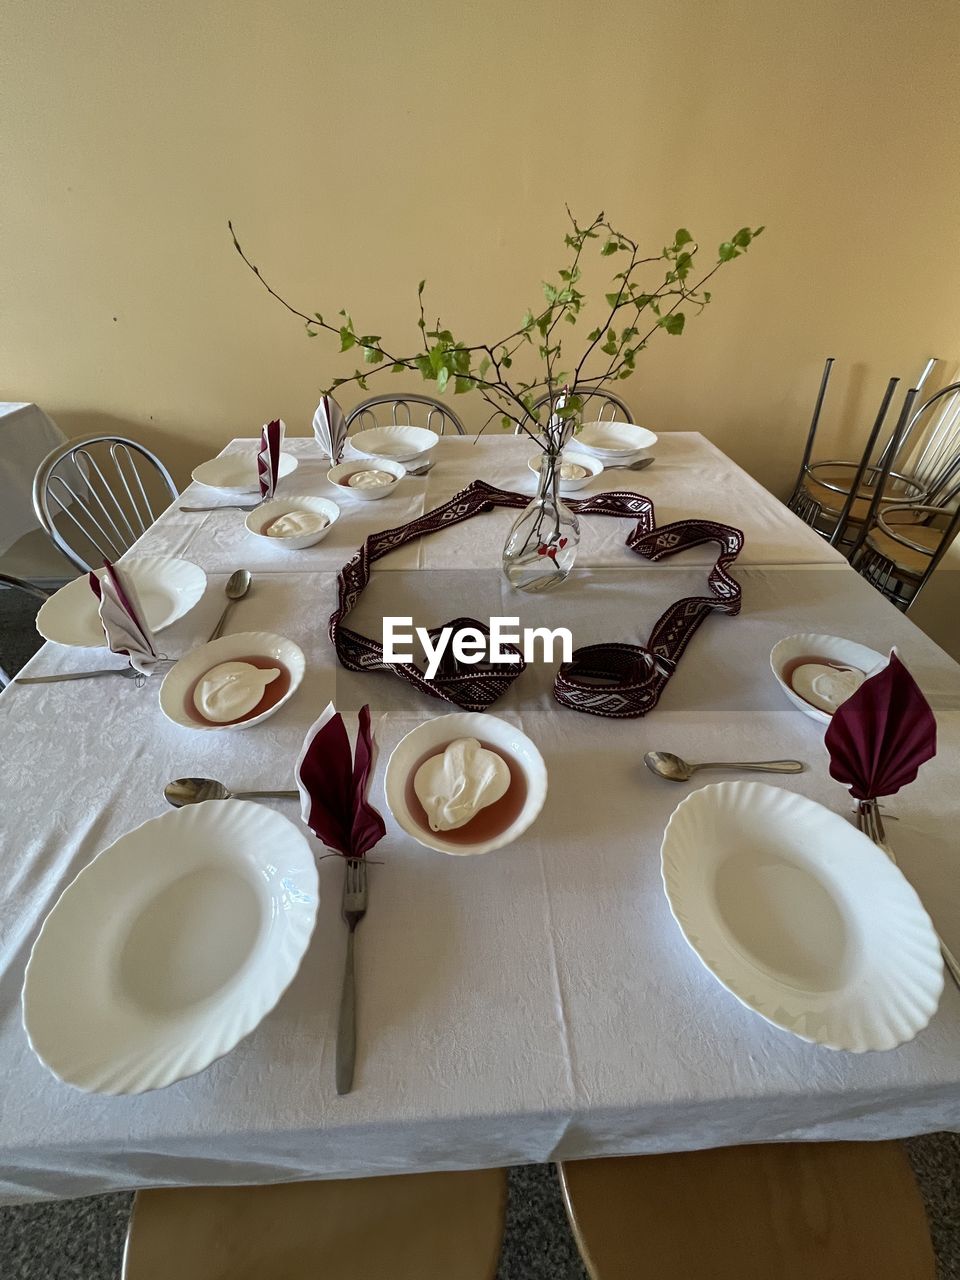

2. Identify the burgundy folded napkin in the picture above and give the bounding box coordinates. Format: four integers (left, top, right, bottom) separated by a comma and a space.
296, 703, 386, 857
88, 561, 160, 675
312, 395, 347, 465
825, 651, 936, 800
257, 418, 284, 500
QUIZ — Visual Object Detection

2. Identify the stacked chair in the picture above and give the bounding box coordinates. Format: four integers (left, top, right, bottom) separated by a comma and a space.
345, 394, 465, 436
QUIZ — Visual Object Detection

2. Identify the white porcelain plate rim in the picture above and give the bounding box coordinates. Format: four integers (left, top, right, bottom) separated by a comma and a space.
36, 556, 208, 648
21, 799, 319, 1094
350, 425, 440, 462
191, 452, 298, 495
660, 780, 942, 1052
769, 632, 888, 725
572, 422, 658, 456
158, 630, 305, 731
384, 712, 548, 856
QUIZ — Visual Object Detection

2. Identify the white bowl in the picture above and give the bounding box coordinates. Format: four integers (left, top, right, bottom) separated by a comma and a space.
350, 425, 439, 463
22, 799, 318, 1093
244, 496, 340, 550
573, 421, 658, 458
327, 458, 406, 501
159, 631, 305, 731
191, 452, 298, 495
770, 633, 887, 725
384, 713, 547, 856
36, 556, 207, 648
661, 781, 942, 1051
526, 451, 603, 491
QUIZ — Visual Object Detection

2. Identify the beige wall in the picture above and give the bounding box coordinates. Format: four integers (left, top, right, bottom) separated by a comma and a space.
1, 0, 958, 641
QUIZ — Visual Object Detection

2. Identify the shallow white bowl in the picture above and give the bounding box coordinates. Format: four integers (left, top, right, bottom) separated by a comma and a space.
350, 425, 439, 463
384, 713, 548, 856
159, 631, 305, 731
36, 556, 207, 648
244, 496, 340, 549
770, 633, 887, 725
22, 799, 318, 1093
192, 452, 298, 495
526, 451, 603, 491
573, 421, 658, 458
327, 458, 406, 501
661, 781, 942, 1051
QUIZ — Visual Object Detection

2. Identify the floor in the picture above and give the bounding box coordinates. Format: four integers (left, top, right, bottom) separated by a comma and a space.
1, 595, 958, 1278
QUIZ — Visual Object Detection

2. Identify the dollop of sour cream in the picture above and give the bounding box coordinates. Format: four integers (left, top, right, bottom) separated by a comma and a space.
193, 661, 280, 723
264, 510, 329, 538
413, 737, 511, 832
559, 461, 588, 480
790, 662, 865, 714
348, 469, 395, 490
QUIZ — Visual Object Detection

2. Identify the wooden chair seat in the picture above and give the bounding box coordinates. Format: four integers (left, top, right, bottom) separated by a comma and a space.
559, 1142, 935, 1280
122, 1168, 507, 1280
865, 521, 941, 577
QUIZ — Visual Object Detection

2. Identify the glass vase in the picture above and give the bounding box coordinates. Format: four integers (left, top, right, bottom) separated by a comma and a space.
501, 448, 580, 592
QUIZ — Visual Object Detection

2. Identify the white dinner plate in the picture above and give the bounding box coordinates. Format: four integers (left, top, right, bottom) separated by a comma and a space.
770, 633, 887, 725
571, 421, 658, 458
661, 781, 942, 1052
36, 556, 207, 648
22, 800, 319, 1093
350, 425, 439, 463
191, 452, 298, 495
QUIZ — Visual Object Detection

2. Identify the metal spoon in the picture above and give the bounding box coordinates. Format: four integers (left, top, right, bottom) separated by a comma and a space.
406, 459, 435, 476
15, 667, 142, 685
208, 569, 252, 642
644, 751, 805, 782
604, 457, 655, 472
164, 777, 299, 807
179, 503, 259, 512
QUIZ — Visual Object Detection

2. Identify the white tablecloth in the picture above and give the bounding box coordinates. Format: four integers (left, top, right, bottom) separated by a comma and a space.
0, 402, 65, 555
0, 433, 958, 1204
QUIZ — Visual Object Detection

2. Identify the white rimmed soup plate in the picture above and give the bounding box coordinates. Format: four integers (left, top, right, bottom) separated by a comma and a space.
350, 424, 439, 465
21, 799, 319, 1093
526, 451, 603, 492
770, 633, 887, 725
36, 556, 207, 648
245, 496, 340, 549
384, 712, 547, 855
327, 458, 406, 501
661, 781, 942, 1052
159, 631, 305, 731
191, 452, 298, 495
571, 421, 658, 458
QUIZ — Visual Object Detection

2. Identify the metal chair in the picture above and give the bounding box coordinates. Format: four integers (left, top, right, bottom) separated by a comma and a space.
0, 573, 52, 687
122, 1168, 507, 1280
517, 388, 633, 435
788, 358, 941, 545
852, 498, 960, 612
33, 435, 178, 572
559, 1141, 935, 1279
345, 394, 466, 436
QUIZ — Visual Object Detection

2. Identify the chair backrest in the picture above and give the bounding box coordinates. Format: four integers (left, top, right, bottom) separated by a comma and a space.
345, 395, 465, 436
0, 574, 53, 688
896, 381, 960, 503
33, 435, 178, 572
526, 388, 633, 434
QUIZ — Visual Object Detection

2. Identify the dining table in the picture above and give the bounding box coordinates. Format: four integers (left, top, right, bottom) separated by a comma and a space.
0, 430, 958, 1204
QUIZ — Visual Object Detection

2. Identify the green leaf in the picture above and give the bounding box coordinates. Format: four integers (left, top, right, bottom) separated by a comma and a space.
436, 366, 450, 393
339, 328, 356, 352
418, 279, 426, 295
306, 328, 317, 338
313, 312, 324, 323
660, 312, 685, 335
363, 346, 381, 364
501, 353, 513, 369
565, 312, 577, 324
522, 309, 535, 329
478, 356, 491, 379
391, 362, 406, 373
358, 334, 381, 346
601, 240, 618, 256
500, 416, 512, 431
675, 228, 693, 246
732, 227, 753, 248
718, 242, 740, 262
605, 292, 622, 308
356, 373, 368, 391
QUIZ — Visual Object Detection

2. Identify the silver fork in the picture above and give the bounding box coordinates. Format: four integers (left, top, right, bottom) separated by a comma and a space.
857, 802, 960, 991
336, 858, 368, 1095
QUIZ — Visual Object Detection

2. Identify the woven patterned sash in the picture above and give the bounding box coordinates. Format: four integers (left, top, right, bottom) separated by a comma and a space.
329, 480, 743, 718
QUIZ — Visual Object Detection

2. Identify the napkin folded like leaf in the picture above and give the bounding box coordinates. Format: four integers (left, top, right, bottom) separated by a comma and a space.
258, 418, 284, 500
296, 702, 386, 857
312, 395, 347, 465
88, 561, 160, 675
825, 651, 936, 800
